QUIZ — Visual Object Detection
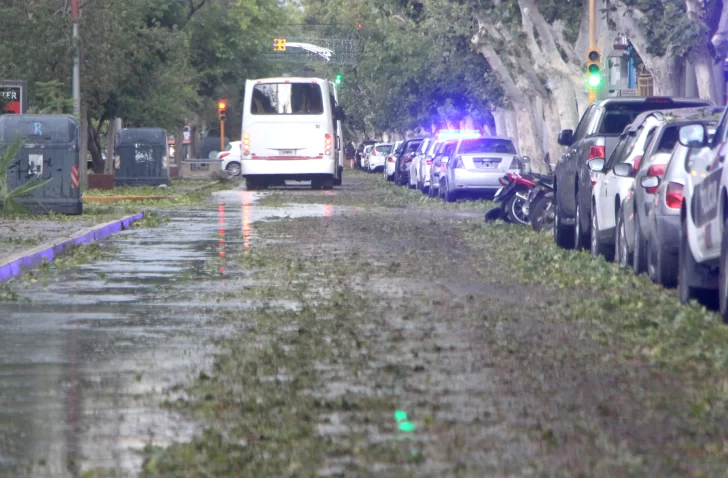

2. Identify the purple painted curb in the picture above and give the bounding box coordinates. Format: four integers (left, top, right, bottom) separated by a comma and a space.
0, 212, 144, 283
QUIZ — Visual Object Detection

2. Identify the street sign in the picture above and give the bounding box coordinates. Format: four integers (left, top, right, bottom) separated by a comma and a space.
0, 80, 28, 114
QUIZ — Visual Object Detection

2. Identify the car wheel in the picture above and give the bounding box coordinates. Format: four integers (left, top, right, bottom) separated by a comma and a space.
615, 211, 631, 267
591, 206, 614, 260
225, 162, 241, 177
445, 180, 457, 202
554, 194, 574, 249
334, 167, 343, 186
649, 236, 677, 287
633, 213, 648, 275
679, 218, 715, 306
529, 196, 552, 232
720, 220, 728, 322
322, 178, 334, 190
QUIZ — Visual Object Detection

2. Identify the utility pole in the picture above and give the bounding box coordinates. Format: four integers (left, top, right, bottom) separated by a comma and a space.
72, 0, 80, 116
72, 0, 87, 189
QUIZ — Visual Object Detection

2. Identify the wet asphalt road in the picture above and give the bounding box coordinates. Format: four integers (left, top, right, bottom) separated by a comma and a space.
0, 186, 340, 477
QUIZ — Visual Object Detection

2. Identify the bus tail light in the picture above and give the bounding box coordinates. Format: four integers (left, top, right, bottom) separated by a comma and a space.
243, 133, 251, 156
325, 134, 332, 156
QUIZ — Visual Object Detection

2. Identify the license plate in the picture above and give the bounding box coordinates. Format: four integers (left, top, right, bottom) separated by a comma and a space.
280, 150, 295, 155
479, 162, 498, 168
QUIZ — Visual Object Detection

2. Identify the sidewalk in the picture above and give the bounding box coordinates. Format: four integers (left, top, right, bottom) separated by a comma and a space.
0, 213, 144, 282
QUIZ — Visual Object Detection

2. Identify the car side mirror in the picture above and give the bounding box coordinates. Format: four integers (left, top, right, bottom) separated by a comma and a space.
557, 129, 573, 147
640, 175, 660, 189
587, 158, 605, 172
613, 163, 633, 177
679, 124, 707, 148
521, 155, 531, 163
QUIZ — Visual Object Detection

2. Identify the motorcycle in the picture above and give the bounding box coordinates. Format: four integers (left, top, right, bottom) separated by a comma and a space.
485, 156, 555, 228
484, 171, 533, 225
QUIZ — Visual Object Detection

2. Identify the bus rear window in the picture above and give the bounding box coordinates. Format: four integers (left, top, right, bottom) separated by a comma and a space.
251, 83, 324, 115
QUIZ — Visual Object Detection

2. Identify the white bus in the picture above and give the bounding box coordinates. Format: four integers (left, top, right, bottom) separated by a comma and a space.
241, 77, 344, 190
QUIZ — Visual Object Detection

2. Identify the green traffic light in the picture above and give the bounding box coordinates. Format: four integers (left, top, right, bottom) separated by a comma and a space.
588, 74, 601, 88
334, 73, 343, 85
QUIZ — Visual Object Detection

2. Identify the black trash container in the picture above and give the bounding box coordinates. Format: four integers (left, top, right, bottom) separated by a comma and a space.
0, 114, 82, 215
114, 128, 171, 186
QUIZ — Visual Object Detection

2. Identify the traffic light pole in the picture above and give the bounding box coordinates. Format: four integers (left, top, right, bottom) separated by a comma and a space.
220, 120, 225, 152
588, 0, 597, 104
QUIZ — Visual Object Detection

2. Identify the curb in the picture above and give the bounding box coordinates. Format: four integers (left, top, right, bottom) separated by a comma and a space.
0, 212, 144, 283
83, 196, 173, 202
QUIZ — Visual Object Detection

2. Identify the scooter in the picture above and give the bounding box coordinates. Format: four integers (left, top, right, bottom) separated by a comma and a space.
485, 171, 533, 225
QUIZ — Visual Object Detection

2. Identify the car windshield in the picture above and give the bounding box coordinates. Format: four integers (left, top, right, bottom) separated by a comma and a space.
251, 83, 324, 115
459, 138, 516, 155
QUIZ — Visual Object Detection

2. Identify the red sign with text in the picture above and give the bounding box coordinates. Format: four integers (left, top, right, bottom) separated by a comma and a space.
1, 87, 22, 114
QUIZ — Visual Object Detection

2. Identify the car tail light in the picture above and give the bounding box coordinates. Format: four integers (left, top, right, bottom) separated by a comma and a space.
588, 145, 605, 159
632, 155, 642, 173
665, 182, 683, 209
588, 146, 605, 185
219, 152, 230, 159
426, 159, 432, 165
403, 155, 412, 163
387, 156, 395, 163
371, 149, 376, 156
325, 134, 332, 155
645, 163, 666, 194
243, 133, 251, 156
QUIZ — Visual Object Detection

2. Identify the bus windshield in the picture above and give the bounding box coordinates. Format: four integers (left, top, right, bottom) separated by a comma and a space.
251, 83, 324, 115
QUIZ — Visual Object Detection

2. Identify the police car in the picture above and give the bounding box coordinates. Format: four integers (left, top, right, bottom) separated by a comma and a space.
678, 107, 728, 319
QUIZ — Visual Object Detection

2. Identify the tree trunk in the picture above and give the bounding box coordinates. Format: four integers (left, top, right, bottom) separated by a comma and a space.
104, 118, 119, 175
693, 45, 720, 103
176, 126, 186, 166
87, 117, 106, 173
648, 57, 681, 96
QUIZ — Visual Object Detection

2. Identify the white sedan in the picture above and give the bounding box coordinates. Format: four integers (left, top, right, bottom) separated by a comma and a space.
218, 141, 242, 176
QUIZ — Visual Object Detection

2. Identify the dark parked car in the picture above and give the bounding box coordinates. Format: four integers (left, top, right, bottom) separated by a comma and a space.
394, 138, 424, 186
553, 96, 713, 250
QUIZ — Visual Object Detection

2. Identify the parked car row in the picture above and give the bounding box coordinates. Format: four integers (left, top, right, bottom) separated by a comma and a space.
366, 131, 526, 203
551, 95, 728, 319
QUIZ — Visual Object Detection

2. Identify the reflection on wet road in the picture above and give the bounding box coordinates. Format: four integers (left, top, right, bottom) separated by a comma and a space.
0, 187, 337, 477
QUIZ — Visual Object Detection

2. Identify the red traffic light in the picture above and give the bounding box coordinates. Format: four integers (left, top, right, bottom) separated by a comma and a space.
357, 23, 362, 30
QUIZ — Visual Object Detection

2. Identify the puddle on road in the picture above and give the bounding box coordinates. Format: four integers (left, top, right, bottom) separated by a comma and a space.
0, 188, 349, 477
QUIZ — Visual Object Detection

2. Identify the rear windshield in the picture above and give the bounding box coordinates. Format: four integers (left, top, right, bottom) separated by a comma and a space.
598, 101, 711, 134
403, 140, 422, 154
251, 83, 324, 115
459, 138, 516, 155
375, 144, 392, 154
